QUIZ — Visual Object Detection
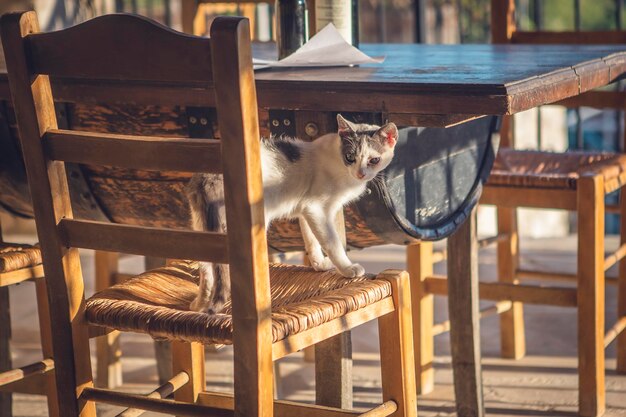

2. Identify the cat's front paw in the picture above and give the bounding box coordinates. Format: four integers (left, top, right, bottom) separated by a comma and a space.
337, 263, 365, 278
310, 256, 334, 271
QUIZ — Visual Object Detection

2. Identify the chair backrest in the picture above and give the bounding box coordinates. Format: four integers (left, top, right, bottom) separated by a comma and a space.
0, 11, 272, 414
490, 0, 626, 148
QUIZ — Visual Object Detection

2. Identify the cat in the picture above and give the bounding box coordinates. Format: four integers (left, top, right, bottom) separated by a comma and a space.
186, 114, 398, 313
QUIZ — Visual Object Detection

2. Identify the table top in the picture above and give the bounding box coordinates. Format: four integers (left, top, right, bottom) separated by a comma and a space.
1, 43, 625, 124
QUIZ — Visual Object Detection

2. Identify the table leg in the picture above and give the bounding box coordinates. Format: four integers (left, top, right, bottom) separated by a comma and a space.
315, 209, 353, 408
0, 286, 12, 416
447, 207, 484, 417
315, 332, 353, 408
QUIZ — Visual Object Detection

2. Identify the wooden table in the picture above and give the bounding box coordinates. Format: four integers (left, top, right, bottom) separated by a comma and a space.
1, 43, 626, 416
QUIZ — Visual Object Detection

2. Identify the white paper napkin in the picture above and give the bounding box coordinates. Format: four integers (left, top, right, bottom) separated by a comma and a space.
253, 23, 385, 70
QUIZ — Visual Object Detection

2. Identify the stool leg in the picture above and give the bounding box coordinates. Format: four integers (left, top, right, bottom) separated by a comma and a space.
35, 279, 60, 417
0, 286, 12, 417
617, 188, 626, 374
172, 341, 205, 405
497, 206, 526, 359
407, 242, 434, 395
577, 176, 605, 417
378, 270, 417, 417
94, 251, 123, 388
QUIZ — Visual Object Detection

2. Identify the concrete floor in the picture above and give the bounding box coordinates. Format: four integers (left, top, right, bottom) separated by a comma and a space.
5, 233, 626, 416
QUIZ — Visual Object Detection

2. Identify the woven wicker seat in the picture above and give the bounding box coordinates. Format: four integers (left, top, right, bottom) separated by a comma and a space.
85, 261, 393, 345
488, 149, 626, 192
0, 242, 42, 273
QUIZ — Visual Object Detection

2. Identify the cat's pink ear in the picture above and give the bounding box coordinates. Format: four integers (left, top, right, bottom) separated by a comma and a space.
337, 114, 356, 136
378, 123, 398, 147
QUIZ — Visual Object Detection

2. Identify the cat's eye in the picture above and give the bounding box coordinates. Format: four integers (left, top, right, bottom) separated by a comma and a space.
369, 157, 381, 165
344, 153, 356, 164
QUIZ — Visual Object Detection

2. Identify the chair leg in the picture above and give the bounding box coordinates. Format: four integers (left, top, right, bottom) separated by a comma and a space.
0, 286, 12, 417
496, 206, 526, 359
407, 242, 434, 395
617, 188, 626, 374
378, 270, 417, 417
172, 341, 205, 405
577, 175, 606, 417
35, 279, 60, 417
94, 251, 122, 388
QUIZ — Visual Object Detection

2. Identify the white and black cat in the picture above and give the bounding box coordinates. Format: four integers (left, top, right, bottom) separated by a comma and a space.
186, 114, 398, 313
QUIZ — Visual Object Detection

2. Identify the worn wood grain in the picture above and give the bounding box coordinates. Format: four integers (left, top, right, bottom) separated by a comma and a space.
577, 175, 606, 417
446, 208, 484, 417
58, 219, 229, 263
407, 243, 434, 395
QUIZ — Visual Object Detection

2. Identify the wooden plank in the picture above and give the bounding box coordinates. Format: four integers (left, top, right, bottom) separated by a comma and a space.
377, 270, 417, 417
34, 279, 60, 417
271, 298, 394, 360
27, 14, 213, 83
577, 175, 606, 417
0, 286, 11, 416
407, 242, 434, 395
172, 342, 205, 406
512, 30, 626, 45
211, 17, 273, 417
425, 276, 578, 307
43, 129, 222, 173
497, 207, 525, 360
556, 91, 626, 110
94, 251, 122, 389
57, 219, 229, 264
446, 208, 484, 417
0, 264, 44, 287
618, 190, 626, 374
481, 186, 577, 210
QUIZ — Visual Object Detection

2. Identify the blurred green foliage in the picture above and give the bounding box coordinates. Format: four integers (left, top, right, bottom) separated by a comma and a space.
454, 0, 623, 43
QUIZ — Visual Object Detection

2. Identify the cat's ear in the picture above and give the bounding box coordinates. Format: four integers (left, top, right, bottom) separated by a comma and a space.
376, 122, 398, 148
337, 114, 356, 136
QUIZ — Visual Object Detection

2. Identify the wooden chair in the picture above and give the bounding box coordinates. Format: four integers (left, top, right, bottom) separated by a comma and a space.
1, 11, 417, 417
0, 219, 59, 416
414, 1, 626, 416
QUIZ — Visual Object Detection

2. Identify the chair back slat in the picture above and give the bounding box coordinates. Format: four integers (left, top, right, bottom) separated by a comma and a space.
26, 14, 213, 83
43, 129, 222, 173
58, 219, 229, 263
